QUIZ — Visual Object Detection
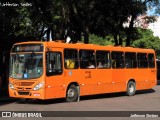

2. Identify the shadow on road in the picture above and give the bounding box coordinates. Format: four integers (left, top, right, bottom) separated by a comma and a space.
81, 89, 156, 101
15, 88, 156, 105
0, 87, 17, 106
136, 88, 155, 95
0, 97, 18, 106
16, 98, 66, 105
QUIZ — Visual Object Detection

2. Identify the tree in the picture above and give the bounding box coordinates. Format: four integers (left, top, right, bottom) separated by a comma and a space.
89, 34, 114, 46
0, 0, 19, 50
15, 0, 67, 41
64, 0, 160, 46
132, 28, 160, 52
64, 0, 98, 43
1, 0, 160, 47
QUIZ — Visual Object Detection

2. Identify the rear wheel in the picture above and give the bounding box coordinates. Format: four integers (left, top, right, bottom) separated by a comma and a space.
66, 85, 78, 102
126, 81, 136, 96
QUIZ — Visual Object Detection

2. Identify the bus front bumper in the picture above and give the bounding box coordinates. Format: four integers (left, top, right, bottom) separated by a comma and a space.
9, 88, 45, 100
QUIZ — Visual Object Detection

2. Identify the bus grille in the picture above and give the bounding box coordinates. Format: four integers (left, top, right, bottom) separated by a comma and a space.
15, 82, 35, 86
18, 92, 30, 95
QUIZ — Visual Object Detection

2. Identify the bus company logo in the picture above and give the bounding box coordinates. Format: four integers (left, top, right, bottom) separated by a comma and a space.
2, 112, 11, 117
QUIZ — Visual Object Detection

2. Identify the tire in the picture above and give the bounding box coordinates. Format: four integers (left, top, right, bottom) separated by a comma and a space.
126, 81, 136, 96
66, 85, 78, 102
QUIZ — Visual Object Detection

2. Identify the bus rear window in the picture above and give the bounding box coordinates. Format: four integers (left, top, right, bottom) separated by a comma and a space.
148, 53, 155, 68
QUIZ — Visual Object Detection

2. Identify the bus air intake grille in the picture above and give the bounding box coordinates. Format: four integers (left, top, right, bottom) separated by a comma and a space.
18, 92, 30, 95
15, 82, 35, 86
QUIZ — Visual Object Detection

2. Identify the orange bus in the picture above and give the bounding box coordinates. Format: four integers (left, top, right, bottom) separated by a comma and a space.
9, 41, 157, 102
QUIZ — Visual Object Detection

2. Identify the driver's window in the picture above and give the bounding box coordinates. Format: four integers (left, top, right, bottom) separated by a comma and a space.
46, 52, 62, 76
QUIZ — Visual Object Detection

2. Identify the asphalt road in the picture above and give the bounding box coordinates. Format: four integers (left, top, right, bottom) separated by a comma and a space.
0, 83, 160, 120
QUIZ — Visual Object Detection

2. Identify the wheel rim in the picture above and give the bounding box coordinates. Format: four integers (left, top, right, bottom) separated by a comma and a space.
129, 84, 134, 93
67, 89, 75, 98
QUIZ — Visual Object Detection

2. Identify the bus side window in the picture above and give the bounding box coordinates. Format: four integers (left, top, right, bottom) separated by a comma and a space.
111, 51, 124, 68
112, 60, 116, 68
79, 50, 96, 69
46, 51, 62, 76
148, 53, 155, 68
125, 52, 137, 68
64, 49, 78, 69
96, 50, 111, 69
137, 53, 148, 68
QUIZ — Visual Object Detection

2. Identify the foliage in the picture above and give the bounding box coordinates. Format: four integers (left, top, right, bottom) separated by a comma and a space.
0, 0, 160, 51
89, 34, 114, 46
90, 27, 160, 57
131, 28, 160, 58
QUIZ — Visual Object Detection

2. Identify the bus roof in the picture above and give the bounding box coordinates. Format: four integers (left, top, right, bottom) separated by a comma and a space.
13, 41, 155, 53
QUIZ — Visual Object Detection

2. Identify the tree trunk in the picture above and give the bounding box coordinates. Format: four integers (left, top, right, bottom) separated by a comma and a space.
114, 34, 118, 46
84, 26, 89, 44
39, 25, 45, 40
119, 36, 122, 45
73, 30, 81, 43
126, 15, 135, 46
84, 33, 89, 44
47, 28, 51, 41
119, 18, 124, 46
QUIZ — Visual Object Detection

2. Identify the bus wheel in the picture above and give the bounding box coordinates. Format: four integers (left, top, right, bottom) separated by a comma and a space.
66, 85, 78, 102
126, 81, 136, 96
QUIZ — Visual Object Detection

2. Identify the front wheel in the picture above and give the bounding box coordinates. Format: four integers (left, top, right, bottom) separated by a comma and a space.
126, 81, 136, 96
66, 85, 79, 102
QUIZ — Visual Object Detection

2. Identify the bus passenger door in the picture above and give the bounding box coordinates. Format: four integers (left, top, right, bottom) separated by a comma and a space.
45, 49, 65, 99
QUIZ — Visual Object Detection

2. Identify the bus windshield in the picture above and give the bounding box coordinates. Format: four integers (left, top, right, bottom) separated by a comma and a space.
10, 53, 43, 79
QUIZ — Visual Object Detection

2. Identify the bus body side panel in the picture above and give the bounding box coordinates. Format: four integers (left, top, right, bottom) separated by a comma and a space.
146, 68, 157, 89
77, 69, 100, 96
45, 75, 66, 99
147, 56, 157, 88
124, 69, 149, 90
79, 69, 110, 96
80, 69, 123, 96
135, 69, 151, 90
111, 69, 126, 92
99, 69, 113, 94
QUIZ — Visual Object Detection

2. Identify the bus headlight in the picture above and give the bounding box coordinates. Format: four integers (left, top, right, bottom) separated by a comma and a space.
9, 83, 14, 90
33, 82, 44, 91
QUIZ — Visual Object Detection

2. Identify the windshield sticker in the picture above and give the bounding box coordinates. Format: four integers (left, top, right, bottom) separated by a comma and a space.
23, 73, 28, 78
37, 69, 41, 74
16, 74, 22, 78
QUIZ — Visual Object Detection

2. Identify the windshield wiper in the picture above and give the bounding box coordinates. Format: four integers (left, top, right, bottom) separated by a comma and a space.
24, 51, 35, 71
26, 51, 35, 61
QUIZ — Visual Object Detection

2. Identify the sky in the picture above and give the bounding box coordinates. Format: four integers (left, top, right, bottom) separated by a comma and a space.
147, 7, 156, 16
